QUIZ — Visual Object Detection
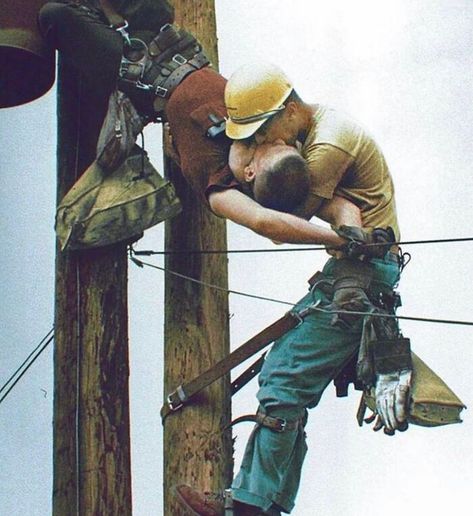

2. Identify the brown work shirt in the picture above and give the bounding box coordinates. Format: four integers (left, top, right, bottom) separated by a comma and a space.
301, 105, 400, 239
165, 67, 240, 206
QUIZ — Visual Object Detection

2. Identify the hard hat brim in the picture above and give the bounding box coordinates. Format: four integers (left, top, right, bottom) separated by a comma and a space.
225, 117, 267, 140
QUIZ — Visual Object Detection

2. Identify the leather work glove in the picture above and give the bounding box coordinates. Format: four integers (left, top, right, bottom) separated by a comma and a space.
334, 225, 396, 260
362, 319, 413, 435
371, 369, 412, 435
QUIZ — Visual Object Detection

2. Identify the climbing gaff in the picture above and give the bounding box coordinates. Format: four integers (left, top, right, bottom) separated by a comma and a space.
0, 0, 55, 108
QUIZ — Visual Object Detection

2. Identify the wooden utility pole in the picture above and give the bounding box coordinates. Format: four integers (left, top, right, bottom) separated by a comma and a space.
53, 61, 132, 514
163, 1, 233, 514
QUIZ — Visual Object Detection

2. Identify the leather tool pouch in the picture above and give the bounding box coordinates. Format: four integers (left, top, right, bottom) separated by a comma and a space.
362, 352, 466, 427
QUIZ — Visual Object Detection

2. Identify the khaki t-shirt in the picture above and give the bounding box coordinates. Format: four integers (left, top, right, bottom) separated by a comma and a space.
301, 105, 400, 239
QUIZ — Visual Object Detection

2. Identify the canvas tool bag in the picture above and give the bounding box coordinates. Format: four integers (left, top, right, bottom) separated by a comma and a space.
96, 89, 145, 172
55, 152, 181, 251
361, 351, 466, 427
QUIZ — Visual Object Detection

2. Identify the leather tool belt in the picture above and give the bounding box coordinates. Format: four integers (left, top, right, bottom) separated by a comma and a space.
160, 265, 465, 430
117, 23, 210, 120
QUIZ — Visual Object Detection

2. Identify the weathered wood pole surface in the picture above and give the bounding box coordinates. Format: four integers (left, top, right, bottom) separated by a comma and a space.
53, 61, 132, 515
164, 1, 233, 514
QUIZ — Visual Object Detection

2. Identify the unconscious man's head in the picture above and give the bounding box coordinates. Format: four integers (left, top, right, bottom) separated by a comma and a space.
229, 140, 310, 213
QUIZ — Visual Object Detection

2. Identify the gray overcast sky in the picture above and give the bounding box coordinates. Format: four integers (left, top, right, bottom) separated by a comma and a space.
1, 1, 473, 515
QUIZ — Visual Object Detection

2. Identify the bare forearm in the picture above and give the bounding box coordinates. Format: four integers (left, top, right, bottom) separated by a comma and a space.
209, 189, 346, 247
317, 195, 362, 227
252, 208, 345, 246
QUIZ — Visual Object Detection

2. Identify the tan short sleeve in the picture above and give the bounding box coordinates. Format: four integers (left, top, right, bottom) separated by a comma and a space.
303, 143, 354, 200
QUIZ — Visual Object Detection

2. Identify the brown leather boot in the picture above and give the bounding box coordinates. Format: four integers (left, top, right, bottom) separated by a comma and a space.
174, 484, 225, 515
174, 485, 264, 515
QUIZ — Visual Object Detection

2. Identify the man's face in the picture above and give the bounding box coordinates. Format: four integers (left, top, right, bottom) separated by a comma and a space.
228, 140, 257, 182
229, 139, 300, 187
253, 104, 298, 145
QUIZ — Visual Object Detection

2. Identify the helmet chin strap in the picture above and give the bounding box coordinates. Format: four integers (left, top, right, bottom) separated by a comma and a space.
229, 105, 285, 125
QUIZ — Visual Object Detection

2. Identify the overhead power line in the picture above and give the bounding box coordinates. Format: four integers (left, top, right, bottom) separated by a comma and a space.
130, 255, 473, 327
0, 328, 54, 406
132, 236, 473, 256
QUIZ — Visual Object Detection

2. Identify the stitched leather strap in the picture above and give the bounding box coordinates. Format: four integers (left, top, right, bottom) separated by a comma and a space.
160, 312, 300, 422
227, 410, 303, 432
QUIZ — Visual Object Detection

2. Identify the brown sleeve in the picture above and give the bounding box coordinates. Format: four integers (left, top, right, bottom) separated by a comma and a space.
304, 143, 354, 199
205, 164, 241, 198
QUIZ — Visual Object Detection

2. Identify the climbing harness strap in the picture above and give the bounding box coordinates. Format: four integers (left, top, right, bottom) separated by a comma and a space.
160, 310, 310, 422
116, 22, 210, 120
227, 409, 304, 433
97, 2, 210, 119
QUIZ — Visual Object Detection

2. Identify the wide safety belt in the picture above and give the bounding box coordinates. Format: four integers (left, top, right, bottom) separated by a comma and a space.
160, 310, 308, 422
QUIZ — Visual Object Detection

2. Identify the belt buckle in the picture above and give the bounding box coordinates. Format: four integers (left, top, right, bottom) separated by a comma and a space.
155, 85, 168, 98
166, 385, 187, 411
274, 417, 287, 432
120, 60, 146, 81
172, 53, 188, 65
114, 20, 131, 46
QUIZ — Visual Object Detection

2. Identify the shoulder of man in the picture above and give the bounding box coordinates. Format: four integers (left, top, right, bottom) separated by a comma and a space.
304, 104, 372, 158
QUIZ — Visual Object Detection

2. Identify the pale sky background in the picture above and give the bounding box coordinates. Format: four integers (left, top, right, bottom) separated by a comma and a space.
1, 1, 473, 515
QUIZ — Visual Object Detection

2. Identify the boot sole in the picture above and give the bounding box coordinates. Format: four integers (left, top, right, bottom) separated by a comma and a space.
173, 485, 217, 516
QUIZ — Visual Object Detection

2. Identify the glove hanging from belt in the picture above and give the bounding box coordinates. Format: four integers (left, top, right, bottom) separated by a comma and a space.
313, 254, 413, 434
355, 304, 413, 435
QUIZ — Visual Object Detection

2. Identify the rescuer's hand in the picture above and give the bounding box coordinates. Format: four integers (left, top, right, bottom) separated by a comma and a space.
372, 369, 412, 435
334, 226, 395, 260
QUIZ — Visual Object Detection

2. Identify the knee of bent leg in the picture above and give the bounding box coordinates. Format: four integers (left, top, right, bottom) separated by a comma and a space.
258, 402, 307, 425
38, 2, 68, 37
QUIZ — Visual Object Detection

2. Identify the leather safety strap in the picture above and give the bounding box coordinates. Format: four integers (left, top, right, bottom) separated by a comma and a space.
227, 411, 303, 433
231, 353, 266, 395
160, 311, 301, 422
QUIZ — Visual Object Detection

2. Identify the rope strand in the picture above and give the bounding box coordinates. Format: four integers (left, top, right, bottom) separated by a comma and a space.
130, 255, 473, 327
132, 235, 473, 256
0, 331, 54, 406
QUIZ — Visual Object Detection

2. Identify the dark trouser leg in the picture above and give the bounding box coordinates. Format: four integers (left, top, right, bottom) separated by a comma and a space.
38, 2, 123, 98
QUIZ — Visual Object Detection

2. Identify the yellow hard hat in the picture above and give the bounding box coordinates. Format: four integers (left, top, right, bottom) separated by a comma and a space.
225, 62, 293, 140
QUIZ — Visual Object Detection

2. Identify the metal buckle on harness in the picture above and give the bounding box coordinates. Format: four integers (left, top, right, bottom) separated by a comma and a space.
155, 85, 168, 98
273, 417, 287, 432
172, 53, 188, 65
135, 80, 153, 91
119, 61, 146, 81
292, 299, 321, 327
114, 20, 131, 46
224, 489, 233, 515
166, 385, 187, 411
